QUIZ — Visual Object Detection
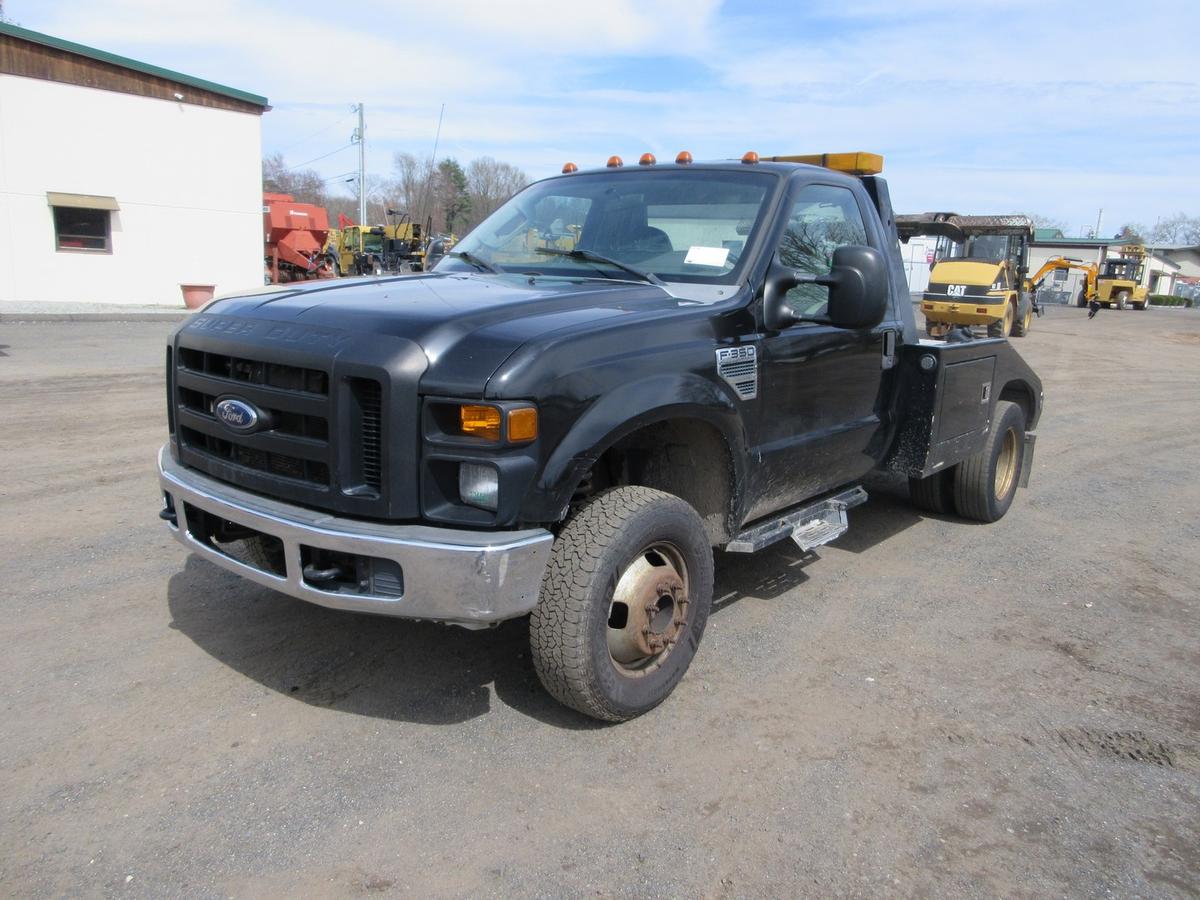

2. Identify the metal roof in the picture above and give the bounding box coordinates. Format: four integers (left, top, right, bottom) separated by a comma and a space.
1032, 229, 1141, 247
0, 22, 269, 108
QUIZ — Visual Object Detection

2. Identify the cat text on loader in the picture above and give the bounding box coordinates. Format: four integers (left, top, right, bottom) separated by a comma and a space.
897, 213, 1036, 338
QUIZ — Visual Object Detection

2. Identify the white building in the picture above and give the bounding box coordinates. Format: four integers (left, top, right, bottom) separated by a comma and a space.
0, 23, 268, 306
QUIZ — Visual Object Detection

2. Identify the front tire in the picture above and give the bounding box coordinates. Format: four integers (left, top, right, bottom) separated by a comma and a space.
530, 486, 714, 722
953, 400, 1026, 523
1011, 302, 1031, 337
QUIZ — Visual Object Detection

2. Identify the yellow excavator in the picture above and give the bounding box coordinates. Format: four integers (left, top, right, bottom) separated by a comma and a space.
1028, 247, 1149, 311
896, 213, 1036, 338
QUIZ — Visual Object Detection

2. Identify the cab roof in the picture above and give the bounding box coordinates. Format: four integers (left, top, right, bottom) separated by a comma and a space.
557, 151, 884, 181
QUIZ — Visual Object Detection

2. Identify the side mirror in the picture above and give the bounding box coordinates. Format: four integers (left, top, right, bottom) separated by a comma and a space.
826, 245, 890, 329
765, 244, 890, 330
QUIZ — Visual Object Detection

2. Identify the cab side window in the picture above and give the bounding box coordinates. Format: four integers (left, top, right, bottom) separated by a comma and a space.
777, 184, 869, 317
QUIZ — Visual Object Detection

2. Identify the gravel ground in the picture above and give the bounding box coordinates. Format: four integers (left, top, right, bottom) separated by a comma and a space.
1, 306, 1197, 898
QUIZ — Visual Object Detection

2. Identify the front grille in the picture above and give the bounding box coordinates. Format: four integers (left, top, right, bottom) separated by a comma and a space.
175, 346, 336, 494
177, 347, 328, 394
179, 425, 331, 485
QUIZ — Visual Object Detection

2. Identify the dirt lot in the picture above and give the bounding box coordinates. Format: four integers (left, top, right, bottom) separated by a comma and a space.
1, 305, 1198, 898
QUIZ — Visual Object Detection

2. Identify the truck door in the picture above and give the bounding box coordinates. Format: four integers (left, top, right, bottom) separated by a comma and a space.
746, 181, 896, 520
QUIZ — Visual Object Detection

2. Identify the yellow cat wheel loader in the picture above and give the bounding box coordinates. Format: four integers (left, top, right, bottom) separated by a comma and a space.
897, 213, 1037, 338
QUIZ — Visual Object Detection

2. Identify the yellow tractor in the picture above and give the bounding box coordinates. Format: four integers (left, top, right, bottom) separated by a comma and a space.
897, 213, 1036, 338
325, 214, 426, 276
1094, 244, 1150, 309
1028, 248, 1149, 311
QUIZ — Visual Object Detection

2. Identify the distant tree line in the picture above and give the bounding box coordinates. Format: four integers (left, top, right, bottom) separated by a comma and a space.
263, 152, 530, 237
1027, 211, 1200, 245
1114, 214, 1200, 246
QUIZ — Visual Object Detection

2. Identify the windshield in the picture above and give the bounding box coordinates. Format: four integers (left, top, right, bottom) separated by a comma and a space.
1103, 259, 1142, 280
962, 234, 1011, 261
438, 170, 778, 297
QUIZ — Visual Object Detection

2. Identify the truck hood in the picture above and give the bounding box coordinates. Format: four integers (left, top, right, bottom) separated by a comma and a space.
204, 272, 682, 394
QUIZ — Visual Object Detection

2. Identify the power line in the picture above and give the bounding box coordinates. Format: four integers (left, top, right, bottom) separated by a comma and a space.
285, 144, 353, 171
276, 111, 355, 156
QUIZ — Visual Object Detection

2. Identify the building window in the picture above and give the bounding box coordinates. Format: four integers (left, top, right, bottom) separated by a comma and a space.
53, 206, 111, 252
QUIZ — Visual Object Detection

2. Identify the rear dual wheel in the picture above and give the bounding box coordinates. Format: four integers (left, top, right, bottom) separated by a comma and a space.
952, 400, 1025, 523
530, 487, 713, 722
909, 400, 1026, 523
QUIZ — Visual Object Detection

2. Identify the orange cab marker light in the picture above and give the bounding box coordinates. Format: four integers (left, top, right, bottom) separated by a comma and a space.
460, 404, 502, 441
741, 150, 760, 165
507, 408, 538, 443
639, 153, 656, 166
675, 150, 693, 165
606, 155, 624, 168
562, 162, 578, 174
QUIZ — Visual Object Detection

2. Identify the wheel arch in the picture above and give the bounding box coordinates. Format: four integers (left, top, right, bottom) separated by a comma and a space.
999, 378, 1039, 429
526, 374, 748, 544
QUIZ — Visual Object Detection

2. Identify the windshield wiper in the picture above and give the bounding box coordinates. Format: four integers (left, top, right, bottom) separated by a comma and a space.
534, 247, 666, 287
448, 250, 500, 274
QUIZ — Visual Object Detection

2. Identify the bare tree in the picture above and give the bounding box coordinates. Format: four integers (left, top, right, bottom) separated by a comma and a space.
465, 157, 530, 230
262, 153, 328, 206
1023, 213, 1068, 234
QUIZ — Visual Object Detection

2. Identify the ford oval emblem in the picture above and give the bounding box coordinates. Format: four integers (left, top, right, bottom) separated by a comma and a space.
214, 397, 260, 432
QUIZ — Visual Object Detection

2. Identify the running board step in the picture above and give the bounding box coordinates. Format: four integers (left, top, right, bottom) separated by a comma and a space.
723, 486, 868, 554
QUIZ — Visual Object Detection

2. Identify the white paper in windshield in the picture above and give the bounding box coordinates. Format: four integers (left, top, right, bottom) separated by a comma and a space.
684, 246, 730, 267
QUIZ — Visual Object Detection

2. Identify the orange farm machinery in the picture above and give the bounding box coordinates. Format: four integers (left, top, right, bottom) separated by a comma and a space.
263, 192, 334, 284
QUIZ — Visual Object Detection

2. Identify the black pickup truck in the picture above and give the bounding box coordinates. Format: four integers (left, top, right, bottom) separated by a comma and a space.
158, 151, 1042, 721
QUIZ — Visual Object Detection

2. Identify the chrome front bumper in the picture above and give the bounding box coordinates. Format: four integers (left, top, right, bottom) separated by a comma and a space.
158, 446, 554, 628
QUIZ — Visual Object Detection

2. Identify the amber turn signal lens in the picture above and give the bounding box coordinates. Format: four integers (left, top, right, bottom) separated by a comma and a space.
507, 408, 538, 443
460, 404, 502, 441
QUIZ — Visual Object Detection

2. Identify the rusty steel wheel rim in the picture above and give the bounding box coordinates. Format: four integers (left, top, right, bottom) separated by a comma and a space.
607, 542, 690, 677
994, 427, 1019, 500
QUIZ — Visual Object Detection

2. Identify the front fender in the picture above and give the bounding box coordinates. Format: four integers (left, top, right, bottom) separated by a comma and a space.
518, 373, 749, 523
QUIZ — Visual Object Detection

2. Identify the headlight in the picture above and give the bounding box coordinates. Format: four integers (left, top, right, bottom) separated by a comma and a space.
459, 404, 502, 441
456, 403, 538, 444
459, 463, 499, 510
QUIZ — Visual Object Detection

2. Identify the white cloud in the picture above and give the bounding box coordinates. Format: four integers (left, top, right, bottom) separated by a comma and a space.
12, 0, 1198, 227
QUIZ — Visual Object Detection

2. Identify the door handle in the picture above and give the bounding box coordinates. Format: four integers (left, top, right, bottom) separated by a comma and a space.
881, 329, 897, 370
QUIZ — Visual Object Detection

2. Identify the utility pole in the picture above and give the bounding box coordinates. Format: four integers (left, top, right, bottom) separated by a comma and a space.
1094, 208, 1104, 240
1145, 216, 1161, 291
352, 103, 366, 225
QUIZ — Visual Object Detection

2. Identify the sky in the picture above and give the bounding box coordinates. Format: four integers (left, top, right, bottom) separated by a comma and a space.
10, 0, 1200, 234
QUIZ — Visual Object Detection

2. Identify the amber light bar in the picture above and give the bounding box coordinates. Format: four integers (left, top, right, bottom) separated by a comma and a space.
764, 152, 884, 176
